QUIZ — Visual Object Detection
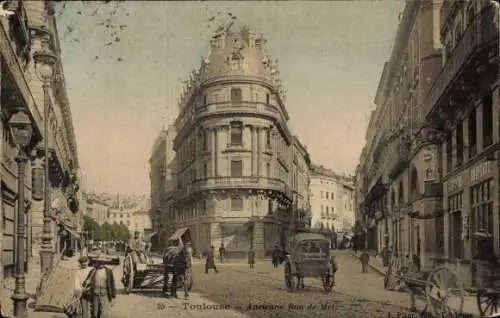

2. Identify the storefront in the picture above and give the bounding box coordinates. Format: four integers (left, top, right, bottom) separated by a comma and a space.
443, 160, 497, 288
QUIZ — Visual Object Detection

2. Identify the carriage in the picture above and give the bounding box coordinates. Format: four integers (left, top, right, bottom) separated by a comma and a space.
121, 228, 193, 294
283, 232, 336, 293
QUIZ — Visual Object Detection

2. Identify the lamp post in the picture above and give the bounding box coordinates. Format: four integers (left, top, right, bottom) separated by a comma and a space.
9, 109, 34, 318
33, 47, 57, 275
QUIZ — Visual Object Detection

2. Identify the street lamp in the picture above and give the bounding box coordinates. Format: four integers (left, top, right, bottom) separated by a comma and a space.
9, 109, 33, 318
33, 47, 57, 275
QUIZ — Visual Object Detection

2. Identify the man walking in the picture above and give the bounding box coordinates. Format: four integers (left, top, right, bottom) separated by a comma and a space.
360, 250, 370, 273
218, 243, 226, 263
272, 245, 280, 268
205, 245, 218, 273
248, 248, 255, 269
90, 259, 116, 318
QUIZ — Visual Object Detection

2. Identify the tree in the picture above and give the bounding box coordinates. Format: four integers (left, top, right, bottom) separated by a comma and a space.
83, 215, 102, 241
100, 222, 114, 241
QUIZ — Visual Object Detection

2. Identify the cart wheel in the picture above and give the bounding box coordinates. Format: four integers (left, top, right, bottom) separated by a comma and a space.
425, 266, 464, 317
322, 272, 334, 293
284, 262, 297, 292
477, 289, 500, 316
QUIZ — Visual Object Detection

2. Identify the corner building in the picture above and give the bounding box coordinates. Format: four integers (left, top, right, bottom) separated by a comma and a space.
171, 23, 310, 258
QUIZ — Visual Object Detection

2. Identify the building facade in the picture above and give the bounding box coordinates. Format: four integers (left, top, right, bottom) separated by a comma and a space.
356, 0, 444, 271
83, 193, 109, 225
310, 165, 355, 232
170, 22, 310, 258
0, 1, 81, 279
108, 195, 151, 237
148, 125, 175, 250
420, 0, 500, 287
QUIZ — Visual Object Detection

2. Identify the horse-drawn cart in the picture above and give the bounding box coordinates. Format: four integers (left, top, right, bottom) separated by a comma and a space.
385, 254, 465, 316
283, 232, 336, 293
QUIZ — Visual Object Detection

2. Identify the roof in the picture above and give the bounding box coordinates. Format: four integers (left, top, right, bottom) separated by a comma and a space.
293, 232, 328, 242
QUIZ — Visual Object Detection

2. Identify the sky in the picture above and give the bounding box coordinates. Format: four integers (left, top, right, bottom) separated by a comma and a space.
54, 0, 405, 196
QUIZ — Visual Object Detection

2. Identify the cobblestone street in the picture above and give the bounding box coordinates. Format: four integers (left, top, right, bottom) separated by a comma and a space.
188, 251, 414, 318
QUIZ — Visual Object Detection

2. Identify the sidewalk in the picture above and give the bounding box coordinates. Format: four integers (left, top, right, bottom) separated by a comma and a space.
32, 256, 81, 317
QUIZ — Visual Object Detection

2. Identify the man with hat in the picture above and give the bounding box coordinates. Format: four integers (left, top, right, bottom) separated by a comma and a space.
73, 256, 94, 318
89, 258, 116, 318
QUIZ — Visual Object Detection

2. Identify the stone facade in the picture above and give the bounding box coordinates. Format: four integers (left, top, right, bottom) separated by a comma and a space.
168, 22, 310, 258
0, 1, 81, 278
355, 0, 443, 269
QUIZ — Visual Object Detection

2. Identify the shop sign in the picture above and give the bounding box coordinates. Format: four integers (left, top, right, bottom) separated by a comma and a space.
470, 161, 493, 183
444, 174, 463, 193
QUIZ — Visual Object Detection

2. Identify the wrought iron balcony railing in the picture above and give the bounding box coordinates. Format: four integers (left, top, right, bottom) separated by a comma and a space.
173, 176, 293, 200
424, 5, 498, 118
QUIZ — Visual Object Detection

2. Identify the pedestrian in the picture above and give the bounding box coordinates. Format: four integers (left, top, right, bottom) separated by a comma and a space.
171, 243, 190, 299
90, 259, 116, 318
72, 256, 94, 318
359, 250, 370, 273
205, 245, 218, 273
218, 243, 226, 263
272, 245, 280, 268
248, 248, 255, 269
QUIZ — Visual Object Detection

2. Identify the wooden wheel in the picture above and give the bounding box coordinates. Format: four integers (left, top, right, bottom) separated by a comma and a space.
321, 272, 334, 293
477, 289, 500, 316
425, 266, 464, 317
284, 262, 297, 292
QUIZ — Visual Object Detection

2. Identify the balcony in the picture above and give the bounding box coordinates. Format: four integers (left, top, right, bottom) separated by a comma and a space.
388, 137, 410, 179
425, 4, 499, 118
173, 176, 293, 204
197, 101, 281, 118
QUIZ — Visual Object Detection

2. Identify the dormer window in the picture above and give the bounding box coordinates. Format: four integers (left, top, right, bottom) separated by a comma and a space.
230, 54, 241, 70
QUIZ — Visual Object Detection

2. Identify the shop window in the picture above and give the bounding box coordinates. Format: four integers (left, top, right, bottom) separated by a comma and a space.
456, 120, 464, 165
483, 92, 493, 147
448, 192, 464, 259
471, 179, 494, 256
468, 108, 477, 158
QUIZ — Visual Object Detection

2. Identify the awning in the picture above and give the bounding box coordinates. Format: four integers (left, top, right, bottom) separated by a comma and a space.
168, 227, 189, 241
144, 232, 157, 242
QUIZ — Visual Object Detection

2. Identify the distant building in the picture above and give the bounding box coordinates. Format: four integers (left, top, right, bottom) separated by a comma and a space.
107, 194, 151, 238
83, 193, 110, 225
309, 165, 355, 233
